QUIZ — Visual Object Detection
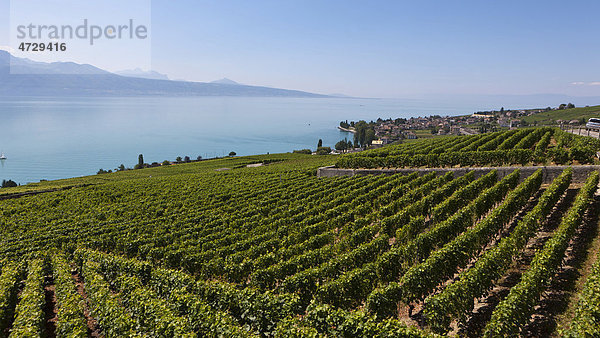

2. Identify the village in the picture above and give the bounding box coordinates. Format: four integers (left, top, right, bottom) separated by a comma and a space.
349, 104, 586, 146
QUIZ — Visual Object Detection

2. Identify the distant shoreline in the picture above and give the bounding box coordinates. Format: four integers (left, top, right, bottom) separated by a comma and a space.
338, 126, 356, 133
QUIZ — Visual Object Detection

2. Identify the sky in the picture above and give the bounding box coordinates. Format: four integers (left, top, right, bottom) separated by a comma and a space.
1, 0, 600, 98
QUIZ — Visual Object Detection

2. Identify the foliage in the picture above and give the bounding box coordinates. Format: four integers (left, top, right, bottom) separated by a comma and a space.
336, 127, 600, 168
1, 179, 17, 188
11, 259, 45, 337
0, 150, 597, 335
483, 171, 599, 337
51, 254, 88, 337
424, 168, 572, 333
563, 248, 600, 336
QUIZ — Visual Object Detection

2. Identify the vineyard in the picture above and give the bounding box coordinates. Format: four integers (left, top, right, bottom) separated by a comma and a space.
336, 127, 600, 169
0, 136, 599, 336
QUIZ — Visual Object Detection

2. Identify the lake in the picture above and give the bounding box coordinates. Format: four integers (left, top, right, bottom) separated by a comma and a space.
0, 96, 514, 184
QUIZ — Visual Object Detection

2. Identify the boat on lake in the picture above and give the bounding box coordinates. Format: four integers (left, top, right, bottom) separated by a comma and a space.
0, 153, 6, 160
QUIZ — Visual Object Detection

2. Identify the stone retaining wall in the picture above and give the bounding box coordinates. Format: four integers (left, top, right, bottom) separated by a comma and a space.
317, 165, 600, 184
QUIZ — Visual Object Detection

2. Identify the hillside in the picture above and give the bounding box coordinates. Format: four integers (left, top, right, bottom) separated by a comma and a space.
0, 51, 328, 97
522, 105, 600, 125
0, 147, 600, 336
337, 127, 600, 168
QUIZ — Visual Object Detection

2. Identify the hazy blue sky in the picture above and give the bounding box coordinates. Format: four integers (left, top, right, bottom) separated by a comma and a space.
1, 0, 600, 98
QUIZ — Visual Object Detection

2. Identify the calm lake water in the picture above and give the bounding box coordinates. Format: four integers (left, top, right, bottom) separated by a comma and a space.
0, 96, 529, 184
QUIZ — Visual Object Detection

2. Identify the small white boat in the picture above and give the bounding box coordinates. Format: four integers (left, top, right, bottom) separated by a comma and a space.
0, 153, 6, 160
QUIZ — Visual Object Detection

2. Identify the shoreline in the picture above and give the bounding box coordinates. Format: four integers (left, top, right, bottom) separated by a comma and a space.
338, 126, 356, 133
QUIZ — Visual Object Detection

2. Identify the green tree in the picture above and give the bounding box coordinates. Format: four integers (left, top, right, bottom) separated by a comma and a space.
118, 164, 126, 171
317, 139, 323, 148
176, 156, 182, 162
335, 140, 348, 152
316, 146, 331, 155
567, 103, 575, 109
229, 151, 237, 156
162, 160, 170, 166
138, 154, 144, 167
1, 179, 17, 188
353, 120, 370, 146
184, 156, 191, 162
365, 129, 376, 145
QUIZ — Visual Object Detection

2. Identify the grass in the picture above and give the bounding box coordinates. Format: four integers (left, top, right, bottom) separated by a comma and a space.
522, 105, 600, 125
0, 153, 337, 195
413, 129, 441, 138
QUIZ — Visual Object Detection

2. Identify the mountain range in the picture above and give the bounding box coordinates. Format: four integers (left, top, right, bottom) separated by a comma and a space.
0, 51, 328, 97
114, 68, 170, 81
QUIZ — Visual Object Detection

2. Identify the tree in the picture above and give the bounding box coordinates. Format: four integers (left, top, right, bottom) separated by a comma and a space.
184, 156, 191, 162
135, 154, 145, 169
118, 164, 126, 171
365, 129, 376, 145
353, 120, 372, 147
229, 151, 237, 156
500, 107, 504, 113
347, 140, 354, 149
335, 140, 348, 152
1, 179, 17, 188
196, 155, 202, 161
559, 103, 567, 110
176, 156, 182, 162
162, 160, 170, 166
317, 139, 323, 148
567, 103, 575, 109
316, 146, 331, 155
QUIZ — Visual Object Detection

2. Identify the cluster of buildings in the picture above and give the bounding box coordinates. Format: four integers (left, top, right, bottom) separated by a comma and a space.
369, 107, 567, 146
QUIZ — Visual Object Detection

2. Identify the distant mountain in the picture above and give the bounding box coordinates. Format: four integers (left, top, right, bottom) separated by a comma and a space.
0, 51, 329, 98
211, 78, 241, 85
115, 68, 170, 80
329, 93, 353, 98
5, 53, 109, 75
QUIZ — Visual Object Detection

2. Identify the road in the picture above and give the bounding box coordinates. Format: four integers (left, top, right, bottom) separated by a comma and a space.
565, 127, 600, 139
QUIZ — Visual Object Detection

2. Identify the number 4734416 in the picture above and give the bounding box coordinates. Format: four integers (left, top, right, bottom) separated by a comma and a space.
18, 42, 66, 52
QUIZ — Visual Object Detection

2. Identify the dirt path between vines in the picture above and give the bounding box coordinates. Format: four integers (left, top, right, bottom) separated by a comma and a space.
72, 270, 103, 337
527, 194, 600, 336
43, 276, 57, 338
457, 187, 578, 337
